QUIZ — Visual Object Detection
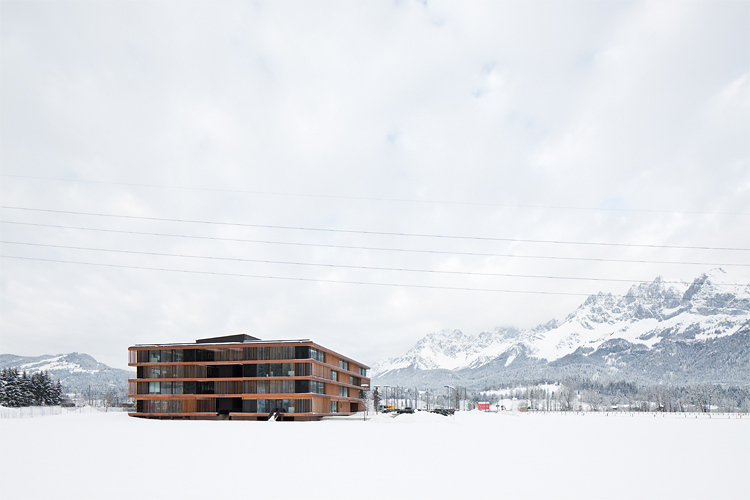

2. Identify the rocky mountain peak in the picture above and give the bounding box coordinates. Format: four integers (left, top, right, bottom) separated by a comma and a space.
372, 269, 749, 378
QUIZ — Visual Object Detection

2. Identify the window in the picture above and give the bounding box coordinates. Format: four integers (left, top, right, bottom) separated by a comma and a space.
359, 367, 367, 377
339, 386, 348, 397
330, 401, 338, 413
197, 381, 215, 394
310, 348, 325, 362
330, 371, 338, 382
339, 360, 349, 371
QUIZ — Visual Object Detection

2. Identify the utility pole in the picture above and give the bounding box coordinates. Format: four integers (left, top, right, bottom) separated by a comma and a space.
444, 385, 454, 410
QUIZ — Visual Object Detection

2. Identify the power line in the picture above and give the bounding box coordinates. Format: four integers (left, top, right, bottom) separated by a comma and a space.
2, 174, 748, 216
0, 255, 600, 295
3, 220, 748, 267
1, 205, 747, 251
5, 240, 734, 285
5, 254, 744, 299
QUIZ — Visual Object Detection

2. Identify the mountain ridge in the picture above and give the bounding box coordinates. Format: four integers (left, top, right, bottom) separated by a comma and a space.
0, 352, 134, 395
372, 269, 750, 388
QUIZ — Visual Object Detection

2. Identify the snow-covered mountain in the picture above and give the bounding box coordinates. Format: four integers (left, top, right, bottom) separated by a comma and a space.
0, 352, 134, 393
373, 269, 750, 387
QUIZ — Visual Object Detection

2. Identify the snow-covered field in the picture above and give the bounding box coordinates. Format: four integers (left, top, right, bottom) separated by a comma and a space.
1, 410, 748, 499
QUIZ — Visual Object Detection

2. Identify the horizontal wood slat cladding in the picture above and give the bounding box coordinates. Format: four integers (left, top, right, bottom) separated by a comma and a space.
128, 339, 369, 420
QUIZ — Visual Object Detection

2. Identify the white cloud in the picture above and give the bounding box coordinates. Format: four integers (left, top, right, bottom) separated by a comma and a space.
1, 0, 747, 369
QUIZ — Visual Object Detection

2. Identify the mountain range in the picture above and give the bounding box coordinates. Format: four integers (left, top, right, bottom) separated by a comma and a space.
372, 268, 750, 389
0, 352, 134, 396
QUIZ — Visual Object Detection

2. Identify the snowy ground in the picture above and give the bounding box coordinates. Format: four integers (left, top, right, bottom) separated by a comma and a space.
1, 410, 748, 499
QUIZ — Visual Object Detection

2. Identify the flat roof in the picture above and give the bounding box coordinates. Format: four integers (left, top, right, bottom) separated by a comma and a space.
133, 339, 312, 347
196, 334, 261, 343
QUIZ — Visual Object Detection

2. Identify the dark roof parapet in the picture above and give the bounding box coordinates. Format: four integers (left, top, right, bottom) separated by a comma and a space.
195, 334, 261, 344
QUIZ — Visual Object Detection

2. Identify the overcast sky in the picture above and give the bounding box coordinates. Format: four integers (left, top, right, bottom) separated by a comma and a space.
1, 0, 748, 370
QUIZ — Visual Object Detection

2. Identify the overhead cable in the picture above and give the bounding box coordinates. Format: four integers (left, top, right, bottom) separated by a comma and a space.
6, 240, 742, 285
2, 255, 744, 301
3, 220, 748, 267
1, 206, 747, 251
2, 174, 747, 216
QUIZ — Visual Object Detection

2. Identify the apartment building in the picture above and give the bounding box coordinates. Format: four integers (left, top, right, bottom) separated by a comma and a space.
128, 334, 370, 420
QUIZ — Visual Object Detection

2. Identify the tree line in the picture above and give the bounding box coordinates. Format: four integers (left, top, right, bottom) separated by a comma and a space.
477, 378, 750, 413
0, 368, 64, 407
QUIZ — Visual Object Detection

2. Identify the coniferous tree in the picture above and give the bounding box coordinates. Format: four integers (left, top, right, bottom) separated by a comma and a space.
0, 368, 64, 407
0, 368, 7, 406
19, 371, 33, 407
5, 368, 22, 407
53, 380, 63, 405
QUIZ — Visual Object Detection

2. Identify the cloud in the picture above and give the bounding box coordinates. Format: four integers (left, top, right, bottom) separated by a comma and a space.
1, 0, 747, 369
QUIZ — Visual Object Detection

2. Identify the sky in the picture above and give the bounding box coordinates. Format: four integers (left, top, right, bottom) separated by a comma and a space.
1, 0, 748, 371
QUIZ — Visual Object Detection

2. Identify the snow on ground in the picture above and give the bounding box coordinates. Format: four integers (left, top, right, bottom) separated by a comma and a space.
1, 410, 748, 499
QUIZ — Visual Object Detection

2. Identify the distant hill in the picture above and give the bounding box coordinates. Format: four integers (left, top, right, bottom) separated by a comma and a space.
0, 352, 134, 396
373, 268, 750, 389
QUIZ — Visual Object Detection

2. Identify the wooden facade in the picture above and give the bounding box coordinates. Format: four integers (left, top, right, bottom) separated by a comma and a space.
127, 335, 370, 421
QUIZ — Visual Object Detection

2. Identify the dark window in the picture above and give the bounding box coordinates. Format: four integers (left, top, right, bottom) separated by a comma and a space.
268, 363, 283, 377
195, 349, 215, 362
243, 364, 257, 377
243, 399, 257, 413
216, 397, 243, 414
197, 381, 215, 394
184, 381, 196, 394
136, 400, 144, 413
183, 349, 196, 362
295, 346, 310, 359
137, 366, 144, 378
295, 380, 310, 393
207, 365, 242, 378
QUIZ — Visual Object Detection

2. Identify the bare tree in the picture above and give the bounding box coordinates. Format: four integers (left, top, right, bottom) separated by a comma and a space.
560, 382, 576, 411
692, 384, 717, 413
583, 389, 604, 411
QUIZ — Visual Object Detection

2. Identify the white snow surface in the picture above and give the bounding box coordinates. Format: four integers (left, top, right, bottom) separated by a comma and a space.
373, 268, 750, 376
1, 410, 748, 499
16, 354, 101, 374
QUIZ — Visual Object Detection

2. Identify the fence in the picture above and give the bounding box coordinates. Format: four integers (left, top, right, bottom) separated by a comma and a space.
0, 405, 132, 419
